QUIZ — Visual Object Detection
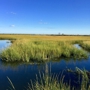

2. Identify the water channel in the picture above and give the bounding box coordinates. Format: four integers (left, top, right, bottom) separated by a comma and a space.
0, 40, 90, 90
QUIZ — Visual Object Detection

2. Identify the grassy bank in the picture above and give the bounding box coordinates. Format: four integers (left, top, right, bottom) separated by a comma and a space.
79, 41, 90, 51
0, 40, 88, 62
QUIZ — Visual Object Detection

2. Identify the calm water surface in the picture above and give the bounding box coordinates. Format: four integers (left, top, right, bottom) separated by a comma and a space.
0, 40, 90, 90
74, 44, 82, 49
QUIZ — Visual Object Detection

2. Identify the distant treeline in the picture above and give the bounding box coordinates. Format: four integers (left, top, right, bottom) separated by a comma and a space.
0, 33, 90, 36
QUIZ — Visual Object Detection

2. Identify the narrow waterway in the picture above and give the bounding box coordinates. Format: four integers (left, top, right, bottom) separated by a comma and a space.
74, 44, 82, 49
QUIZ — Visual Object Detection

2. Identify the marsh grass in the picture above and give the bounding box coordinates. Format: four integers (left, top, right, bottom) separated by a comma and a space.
0, 34, 90, 41
7, 73, 71, 90
75, 67, 90, 90
7, 67, 90, 90
7, 77, 16, 90
0, 40, 88, 62
27, 74, 70, 90
79, 41, 90, 52
0, 35, 90, 62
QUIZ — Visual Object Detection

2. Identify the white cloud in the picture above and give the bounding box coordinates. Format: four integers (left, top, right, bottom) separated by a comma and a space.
11, 12, 16, 15
44, 22, 48, 24
39, 20, 48, 25
10, 25, 15, 27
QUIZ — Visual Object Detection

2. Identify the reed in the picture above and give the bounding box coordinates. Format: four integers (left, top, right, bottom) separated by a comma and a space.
27, 74, 70, 90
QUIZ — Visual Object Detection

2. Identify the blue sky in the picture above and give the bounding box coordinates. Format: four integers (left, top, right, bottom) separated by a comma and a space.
0, 0, 90, 34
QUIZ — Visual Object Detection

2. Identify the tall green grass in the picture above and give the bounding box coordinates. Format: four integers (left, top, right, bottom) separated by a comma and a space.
0, 40, 88, 62
80, 41, 90, 51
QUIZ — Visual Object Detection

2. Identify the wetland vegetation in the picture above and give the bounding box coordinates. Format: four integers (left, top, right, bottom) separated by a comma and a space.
8, 67, 90, 90
0, 35, 90, 62
0, 40, 88, 62
0, 34, 90, 90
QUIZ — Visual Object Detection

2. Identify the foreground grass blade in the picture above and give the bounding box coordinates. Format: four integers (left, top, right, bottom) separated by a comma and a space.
7, 77, 15, 90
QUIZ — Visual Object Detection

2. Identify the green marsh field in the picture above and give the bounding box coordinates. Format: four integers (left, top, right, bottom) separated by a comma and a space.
0, 34, 90, 90
0, 34, 90, 62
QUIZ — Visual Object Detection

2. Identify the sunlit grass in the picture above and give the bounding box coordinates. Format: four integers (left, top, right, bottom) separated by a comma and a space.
79, 41, 90, 51
0, 34, 90, 41
0, 35, 89, 62
0, 40, 88, 62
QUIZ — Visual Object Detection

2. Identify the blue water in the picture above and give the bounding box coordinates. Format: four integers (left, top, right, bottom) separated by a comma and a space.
74, 44, 82, 50
0, 40, 11, 53
0, 40, 90, 90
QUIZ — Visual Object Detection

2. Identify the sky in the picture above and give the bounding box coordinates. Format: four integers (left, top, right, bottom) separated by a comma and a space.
0, 0, 90, 34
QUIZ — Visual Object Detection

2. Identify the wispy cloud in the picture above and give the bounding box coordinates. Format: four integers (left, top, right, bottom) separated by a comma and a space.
11, 12, 16, 15
39, 20, 48, 25
46, 27, 55, 29
44, 22, 48, 24
10, 25, 15, 27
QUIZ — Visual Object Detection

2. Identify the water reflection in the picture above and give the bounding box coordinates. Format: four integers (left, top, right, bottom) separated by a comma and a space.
0, 58, 90, 90
0, 57, 88, 70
